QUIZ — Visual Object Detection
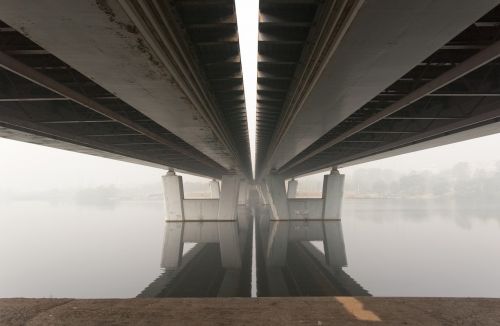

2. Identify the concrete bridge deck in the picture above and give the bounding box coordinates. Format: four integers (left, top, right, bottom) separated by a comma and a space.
1, 1, 500, 180
1, 297, 500, 325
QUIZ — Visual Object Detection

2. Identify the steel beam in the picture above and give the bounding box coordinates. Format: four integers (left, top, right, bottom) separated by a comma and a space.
258, 0, 499, 179
0, 96, 117, 102
0, 0, 246, 175
0, 51, 225, 174
284, 103, 500, 178
257, 0, 363, 180
117, 0, 249, 178
280, 38, 500, 175
0, 113, 220, 177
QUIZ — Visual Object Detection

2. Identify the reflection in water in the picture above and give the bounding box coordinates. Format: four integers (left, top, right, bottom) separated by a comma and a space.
138, 211, 253, 297
256, 214, 369, 297
139, 204, 369, 297
2, 198, 499, 298
344, 198, 500, 228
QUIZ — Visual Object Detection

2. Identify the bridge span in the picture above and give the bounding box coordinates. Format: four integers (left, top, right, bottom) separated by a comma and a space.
0, 0, 500, 221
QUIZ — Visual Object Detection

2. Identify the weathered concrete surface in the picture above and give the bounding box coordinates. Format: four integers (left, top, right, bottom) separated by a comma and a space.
267, 0, 500, 171
0, 0, 236, 171
1, 297, 500, 325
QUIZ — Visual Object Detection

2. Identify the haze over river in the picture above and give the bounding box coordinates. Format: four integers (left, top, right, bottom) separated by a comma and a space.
1, 196, 499, 298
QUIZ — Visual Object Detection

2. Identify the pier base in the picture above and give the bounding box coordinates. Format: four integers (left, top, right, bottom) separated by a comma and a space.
264, 175, 290, 220
162, 172, 250, 222
257, 170, 345, 221
209, 179, 220, 199
217, 175, 240, 221
162, 170, 184, 221
322, 169, 345, 220
238, 180, 248, 205
287, 179, 298, 198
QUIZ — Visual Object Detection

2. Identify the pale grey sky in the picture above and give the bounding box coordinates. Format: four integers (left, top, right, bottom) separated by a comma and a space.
0, 138, 208, 192
1, 132, 500, 192
235, 0, 259, 175
341, 132, 500, 174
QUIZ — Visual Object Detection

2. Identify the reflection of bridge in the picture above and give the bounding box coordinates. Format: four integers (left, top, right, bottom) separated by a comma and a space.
138, 215, 253, 297
256, 217, 369, 296
139, 205, 368, 297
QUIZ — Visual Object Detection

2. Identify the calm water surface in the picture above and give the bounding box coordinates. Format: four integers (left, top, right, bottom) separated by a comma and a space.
1, 198, 499, 298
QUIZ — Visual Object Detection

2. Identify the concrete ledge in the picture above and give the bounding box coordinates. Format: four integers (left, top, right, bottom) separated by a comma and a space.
288, 198, 324, 220
1, 297, 500, 325
183, 199, 219, 221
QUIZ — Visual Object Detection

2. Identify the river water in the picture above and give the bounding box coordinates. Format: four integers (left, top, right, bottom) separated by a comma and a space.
1, 197, 499, 298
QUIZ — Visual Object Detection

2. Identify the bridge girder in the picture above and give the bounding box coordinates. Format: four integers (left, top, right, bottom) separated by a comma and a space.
255, 0, 500, 179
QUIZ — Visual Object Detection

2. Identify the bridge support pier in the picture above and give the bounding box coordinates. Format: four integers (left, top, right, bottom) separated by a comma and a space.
287, 178, 298, 198
264, 175, 290, 220
238, 180, 248, 205
209, 179, 220, 198
322, 169, 345, 220
162, 171, 251, 221
257, 182, 269, 205
217, 175, 240, 221
256, 169, 345, 221
162, 170, 185, 221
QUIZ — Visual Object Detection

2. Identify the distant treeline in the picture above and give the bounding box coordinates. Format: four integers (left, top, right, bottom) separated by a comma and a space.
346, 162, 500, 199
295, 162, 500, 199
4, 162, 500, 204
1, 180, 212, 206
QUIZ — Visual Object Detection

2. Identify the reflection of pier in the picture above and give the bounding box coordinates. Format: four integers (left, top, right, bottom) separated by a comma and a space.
140, 174, 369, 298
254, 169, 369, 296
138, 212, 253, 298
256, 215, 369, 297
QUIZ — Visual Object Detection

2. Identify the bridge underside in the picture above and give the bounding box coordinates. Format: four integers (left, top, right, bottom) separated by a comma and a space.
0, 0, 499, 180
0, 0, 251, 179
255, 0, 500, 179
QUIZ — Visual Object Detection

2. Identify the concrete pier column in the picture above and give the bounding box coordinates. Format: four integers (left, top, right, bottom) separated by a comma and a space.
287, 178, 298, 198
256, 183, 272, 220
209, 179, 220, 198
238, 180, 248, 205
162, 170, 185, 221
322, 169, 345, 220
257, 182, 270, 205
217, 175, 240, 221
160, 222, 184, 269
265, 175, 290, 220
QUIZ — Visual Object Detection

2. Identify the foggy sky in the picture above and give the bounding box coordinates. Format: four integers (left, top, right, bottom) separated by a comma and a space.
341, 133, 500, 174
1, 132, 500, 191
